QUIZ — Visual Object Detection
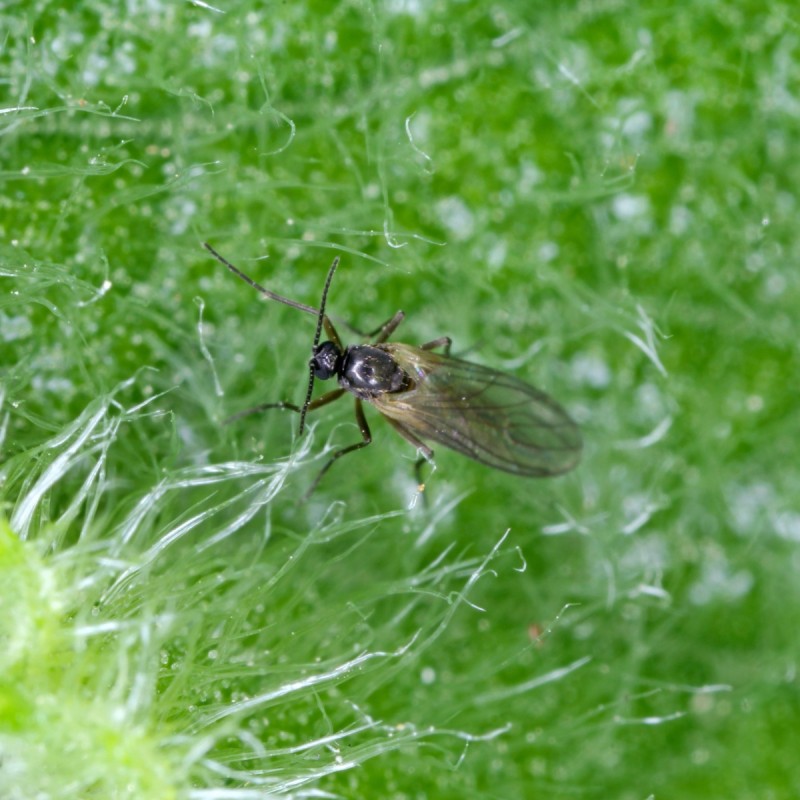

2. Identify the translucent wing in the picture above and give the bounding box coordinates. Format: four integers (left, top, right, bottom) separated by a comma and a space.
370, 343, 582, 477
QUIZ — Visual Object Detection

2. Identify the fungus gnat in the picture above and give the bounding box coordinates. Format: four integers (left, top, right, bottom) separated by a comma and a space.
204, 243, 581, 498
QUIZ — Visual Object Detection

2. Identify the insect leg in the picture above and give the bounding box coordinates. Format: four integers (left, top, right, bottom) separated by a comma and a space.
371, 310, 406, 343
301, 399, 372, 501
419, 336, 452, 355
322, 317, 345, 350
383, 417, 435, 488
225, 388, 345, 424
336, 310, 406, 342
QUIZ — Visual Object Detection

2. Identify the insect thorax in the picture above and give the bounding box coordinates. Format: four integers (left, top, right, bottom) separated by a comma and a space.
339, 345, 412, 399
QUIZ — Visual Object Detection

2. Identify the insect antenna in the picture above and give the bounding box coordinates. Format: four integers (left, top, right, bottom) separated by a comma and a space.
298, 256, 341, 435
203, 242, 319, 317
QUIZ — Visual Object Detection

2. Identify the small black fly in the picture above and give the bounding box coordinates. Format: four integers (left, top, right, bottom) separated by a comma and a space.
204, 243, 581, 498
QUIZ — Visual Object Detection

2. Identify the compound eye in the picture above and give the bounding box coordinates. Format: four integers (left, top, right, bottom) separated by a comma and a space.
312, 341, 340, 380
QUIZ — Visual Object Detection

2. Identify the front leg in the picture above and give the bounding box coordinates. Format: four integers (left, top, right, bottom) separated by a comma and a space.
225, 388, 346, 427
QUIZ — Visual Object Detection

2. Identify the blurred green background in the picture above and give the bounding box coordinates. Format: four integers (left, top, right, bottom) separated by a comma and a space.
2, 1, 799, 798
